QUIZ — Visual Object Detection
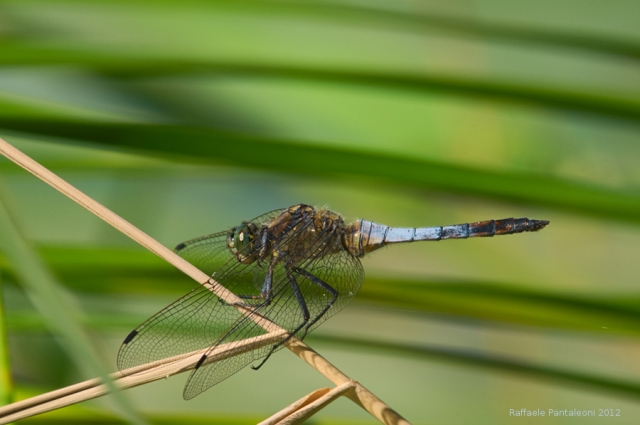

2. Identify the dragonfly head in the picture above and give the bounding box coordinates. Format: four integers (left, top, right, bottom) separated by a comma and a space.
227, 221, 259, 264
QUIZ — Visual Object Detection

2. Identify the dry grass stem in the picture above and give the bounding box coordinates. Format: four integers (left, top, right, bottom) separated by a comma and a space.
0, 137, 410, 425
0, 331, 288, 424
259, 381, 356, 425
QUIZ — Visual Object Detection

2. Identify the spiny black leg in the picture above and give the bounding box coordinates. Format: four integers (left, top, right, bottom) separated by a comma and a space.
284, 268, 311, 337
293, 267, 338, 338
251, 268, 310, 371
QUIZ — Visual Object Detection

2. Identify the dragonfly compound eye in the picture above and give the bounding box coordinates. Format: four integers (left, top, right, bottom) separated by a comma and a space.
231, 222, 258, 263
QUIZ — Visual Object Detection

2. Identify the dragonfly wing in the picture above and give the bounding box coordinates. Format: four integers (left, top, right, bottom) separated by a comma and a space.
257, 248, 364, 342
291, 248, 364, 335
120, 211, 287, 373
182, 314, 283, 400
117, 284, 239, 371
174, 231, 233, 276
118, 248, 280, 372
181, 228, 365, 399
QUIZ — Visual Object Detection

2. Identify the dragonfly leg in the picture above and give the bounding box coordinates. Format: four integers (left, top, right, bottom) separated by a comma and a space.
257, 225, 269, 259
251, 268, 310, 371
293, 267, 338, 339
232, 259, 277, 307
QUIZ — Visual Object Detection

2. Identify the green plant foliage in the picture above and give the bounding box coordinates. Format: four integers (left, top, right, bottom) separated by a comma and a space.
0, 278, 12, 406
0, 0, 639, 424
0, 185, 145, 424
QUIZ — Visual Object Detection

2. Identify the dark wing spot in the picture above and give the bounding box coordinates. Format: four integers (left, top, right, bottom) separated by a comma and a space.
123, 329, 138, 344
175, 242, 187, 251
195, 354, 207, 370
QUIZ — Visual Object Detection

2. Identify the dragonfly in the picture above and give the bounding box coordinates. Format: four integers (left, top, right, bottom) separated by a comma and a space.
117, 204, 549, 399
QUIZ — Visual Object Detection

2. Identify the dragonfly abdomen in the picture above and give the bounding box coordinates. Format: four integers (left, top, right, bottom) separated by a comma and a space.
346, 217, 549, 256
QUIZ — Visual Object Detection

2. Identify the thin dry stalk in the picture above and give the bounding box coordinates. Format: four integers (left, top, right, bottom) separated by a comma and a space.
259, 381, 356, 425
0, 331, 288, 424
0, 137, 410, 425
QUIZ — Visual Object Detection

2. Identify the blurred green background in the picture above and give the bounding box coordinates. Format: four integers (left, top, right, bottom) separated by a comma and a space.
0, 0, 639, 424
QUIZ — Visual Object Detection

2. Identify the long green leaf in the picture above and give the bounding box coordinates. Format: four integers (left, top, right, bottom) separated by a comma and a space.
359, 278, 640, 336
293, 0, 640, 60
0, 275, 12, 405
309, 334, 640, 400
3, 0, 639, 62
1, 121, 640, 224
1, 46, 638, 121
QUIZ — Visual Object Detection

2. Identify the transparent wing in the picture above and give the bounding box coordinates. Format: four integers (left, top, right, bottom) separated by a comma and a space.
182, 228, 364, 399
118, 210, 285, 371
173, 231, 232, 276
117, 284, 234, 371
117, 254, 278, 372
182, 313, 273, 399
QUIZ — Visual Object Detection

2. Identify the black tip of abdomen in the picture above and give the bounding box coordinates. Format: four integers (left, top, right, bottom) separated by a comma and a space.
531, 219, 550, 231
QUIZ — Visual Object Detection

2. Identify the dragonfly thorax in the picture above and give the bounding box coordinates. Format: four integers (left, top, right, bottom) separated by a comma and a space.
265, 204, 347, 263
